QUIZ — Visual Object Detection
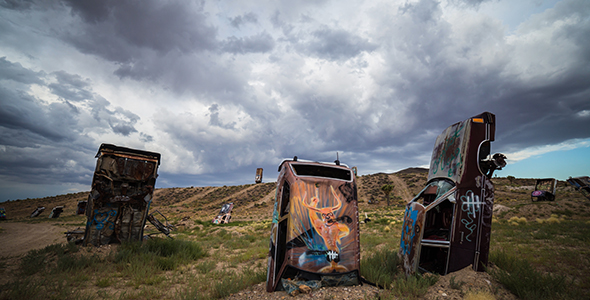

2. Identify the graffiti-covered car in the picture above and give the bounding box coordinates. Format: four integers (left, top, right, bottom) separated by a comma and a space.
266, 157, 360, 292
83, 144, 161, 246
400, 112, 506, 276
212, 203, 234, 224
531, 178, 557, 202
567, 176, 590, 200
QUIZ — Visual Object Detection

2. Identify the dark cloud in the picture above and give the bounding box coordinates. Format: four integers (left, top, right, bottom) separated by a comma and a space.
0, 58, 143, 198
300, 27, 378, 61
0, 57, 44, 84
140, 132, 153, 143
64, 0, 218, 57
64, 0, 113, 23
48, 71, 93, 102
0, 0, 34, 10
1, 0, 590, 201
208, 104, 236, 129
0, 87, 74, 144
222, 32, 275, 54
229, 12, 258, 28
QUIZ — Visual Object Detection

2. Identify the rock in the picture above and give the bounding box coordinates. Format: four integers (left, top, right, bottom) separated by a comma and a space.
299, 285, 311, 294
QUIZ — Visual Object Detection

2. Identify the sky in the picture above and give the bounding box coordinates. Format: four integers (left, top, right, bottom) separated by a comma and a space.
1, 0, 589, 201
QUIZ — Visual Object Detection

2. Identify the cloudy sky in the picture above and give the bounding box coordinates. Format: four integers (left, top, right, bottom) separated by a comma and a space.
1, 0, 589, 201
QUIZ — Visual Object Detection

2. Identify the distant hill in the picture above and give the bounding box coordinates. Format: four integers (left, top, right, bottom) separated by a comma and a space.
2, 169, 588, 224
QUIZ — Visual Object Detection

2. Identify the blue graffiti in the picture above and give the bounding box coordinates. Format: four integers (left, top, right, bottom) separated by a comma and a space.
400, 208, 419, 256
91, 209, 117, 231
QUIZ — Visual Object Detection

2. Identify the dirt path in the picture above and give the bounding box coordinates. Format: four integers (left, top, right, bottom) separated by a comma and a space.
388, 174, 413, 202
0, 222, 66, 257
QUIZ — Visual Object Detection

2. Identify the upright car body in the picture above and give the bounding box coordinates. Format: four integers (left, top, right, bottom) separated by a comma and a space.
400, 112, 506, 276
266, 157, 360, 292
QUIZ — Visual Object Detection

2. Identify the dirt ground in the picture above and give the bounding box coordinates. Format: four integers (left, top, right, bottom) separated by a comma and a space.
0, 222, 67, 258
222, 265, 517, 300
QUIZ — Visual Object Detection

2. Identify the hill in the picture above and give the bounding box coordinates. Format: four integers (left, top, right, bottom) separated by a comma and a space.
2, 168, 589, 224
1, 170, 589, 299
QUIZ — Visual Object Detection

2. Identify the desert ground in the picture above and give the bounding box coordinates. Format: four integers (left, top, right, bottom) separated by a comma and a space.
1, 170, 589, 299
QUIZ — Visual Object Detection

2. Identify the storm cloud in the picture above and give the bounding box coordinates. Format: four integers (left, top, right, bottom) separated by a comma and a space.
0, 0, 589, 200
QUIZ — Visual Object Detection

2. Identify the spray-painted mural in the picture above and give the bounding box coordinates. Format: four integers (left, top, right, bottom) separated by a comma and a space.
289, 181, 356, 273
266, 158, 360, 292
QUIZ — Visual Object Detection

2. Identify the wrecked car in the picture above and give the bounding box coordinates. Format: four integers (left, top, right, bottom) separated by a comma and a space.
146, 210, 175, 238
266, 157, 360, 292
76, 200, 87, 215
48, 206, 64, 218
256, 168, 264, 183
531, 178, 557, 202
400, 112, 506, 276
83, 143, 161, 246
567, 176, 590, 200
212, 203, 234, 224
30, 206, 45, 218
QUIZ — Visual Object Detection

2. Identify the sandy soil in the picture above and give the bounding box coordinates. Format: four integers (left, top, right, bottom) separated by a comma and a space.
0, 222, 67, 258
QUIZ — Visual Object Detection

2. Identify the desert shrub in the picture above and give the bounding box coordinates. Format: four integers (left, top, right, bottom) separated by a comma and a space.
386, 274, 438, 299
210, 267, 266, 299
489, 250, 571, 300
360, 247, 400, 288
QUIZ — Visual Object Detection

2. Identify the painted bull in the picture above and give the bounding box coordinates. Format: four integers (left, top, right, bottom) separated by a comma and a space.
266, 157, 360, 292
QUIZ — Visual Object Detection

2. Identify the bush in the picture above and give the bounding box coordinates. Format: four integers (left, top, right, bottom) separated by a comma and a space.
360, 248, 400, 287
489, 250, 571, 300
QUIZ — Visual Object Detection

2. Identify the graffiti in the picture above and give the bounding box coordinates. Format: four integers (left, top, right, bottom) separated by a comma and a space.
91, 209, 117, 231
460, 190, 485, 243
400, 209, 419, 256
301, 185, 350, 273
432, 122, 465, 178
400, 203, 424, 277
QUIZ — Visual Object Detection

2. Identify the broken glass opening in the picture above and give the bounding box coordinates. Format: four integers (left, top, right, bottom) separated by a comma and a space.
413, 179, 455, 206
291, 164, 352, 181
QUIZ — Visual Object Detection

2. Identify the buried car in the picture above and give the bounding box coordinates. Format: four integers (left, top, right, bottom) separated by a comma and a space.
400, 112, 506, 276
531, 178, 557, 202
83, 144, 161, 246
567, 176, 590, 200
266, 157, 360, 292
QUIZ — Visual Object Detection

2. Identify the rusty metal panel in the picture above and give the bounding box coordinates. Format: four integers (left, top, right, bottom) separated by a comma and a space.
267, 159, 360, 292
83, 144, 161, 246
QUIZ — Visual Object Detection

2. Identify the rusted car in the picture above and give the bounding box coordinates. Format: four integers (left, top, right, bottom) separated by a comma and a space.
83, 144, 161, 246
76, 200, 87, 215
30, 206, 45, 218
531, 178, 557, 201
400, 112, 506, 276
256, 168, 264, 183
48, 206, 64, 218
212, 203, 234, 224
567, 176, 590, 200
266, 157, 360, 292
